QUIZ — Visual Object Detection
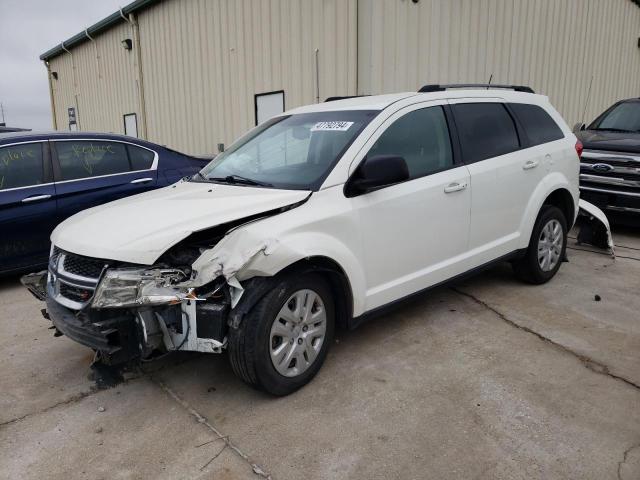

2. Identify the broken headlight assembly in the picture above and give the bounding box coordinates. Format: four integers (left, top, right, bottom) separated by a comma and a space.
92, 268, 189, 309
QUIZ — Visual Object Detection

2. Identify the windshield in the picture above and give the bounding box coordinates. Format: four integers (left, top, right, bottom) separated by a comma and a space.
196, 110, 378, 190
590, 102, 640, 132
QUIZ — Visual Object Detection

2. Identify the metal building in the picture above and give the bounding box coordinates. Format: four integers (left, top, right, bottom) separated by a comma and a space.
41, 0, 640, 155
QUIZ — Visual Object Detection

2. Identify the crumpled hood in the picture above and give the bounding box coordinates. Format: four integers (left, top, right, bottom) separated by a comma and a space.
51, 181, 310, 265
577, 130, 640, 154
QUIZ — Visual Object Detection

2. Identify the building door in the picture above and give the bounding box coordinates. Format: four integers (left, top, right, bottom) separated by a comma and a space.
255, 91, 285, 125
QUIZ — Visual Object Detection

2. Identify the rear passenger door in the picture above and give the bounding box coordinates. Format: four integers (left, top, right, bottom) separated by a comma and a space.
0, 141, 57, 271
451, 100, 542, 262
52, 139, 158, 225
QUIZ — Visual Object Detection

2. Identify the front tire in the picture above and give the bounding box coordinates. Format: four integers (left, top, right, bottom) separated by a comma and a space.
512, 205, 567, 284
228, 273, 335, 396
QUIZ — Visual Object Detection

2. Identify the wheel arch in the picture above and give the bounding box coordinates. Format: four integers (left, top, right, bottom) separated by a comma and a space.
518, 174, 578, 249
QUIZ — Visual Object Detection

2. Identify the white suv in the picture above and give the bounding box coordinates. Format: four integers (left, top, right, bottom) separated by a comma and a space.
26, 85, 582, 395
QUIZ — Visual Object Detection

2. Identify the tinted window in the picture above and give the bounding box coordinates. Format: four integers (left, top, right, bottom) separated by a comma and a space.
55, 141, 130, 180
367, 106, 453, 179
453, 103, 520, 163
0, 143, 44, 190
510, 103, 564, 145
127, 144, 155, 170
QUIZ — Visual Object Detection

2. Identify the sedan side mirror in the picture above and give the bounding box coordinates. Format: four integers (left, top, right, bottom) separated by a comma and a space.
573, 122, 586, 133
346, 155, 410, 197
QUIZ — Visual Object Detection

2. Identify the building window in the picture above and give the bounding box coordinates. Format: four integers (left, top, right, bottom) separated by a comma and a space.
123, 113, 138, 138
255, 90, 285, 126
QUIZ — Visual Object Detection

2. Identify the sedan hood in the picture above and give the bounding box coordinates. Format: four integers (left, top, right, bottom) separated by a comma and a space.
577, 130, 640, 154
52, 181, 310, 265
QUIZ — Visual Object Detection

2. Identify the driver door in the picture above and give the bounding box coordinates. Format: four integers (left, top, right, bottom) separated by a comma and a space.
348, 102, 471, 311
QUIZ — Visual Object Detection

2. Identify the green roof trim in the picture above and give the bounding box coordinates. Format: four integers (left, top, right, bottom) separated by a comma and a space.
40, 0, 160, 61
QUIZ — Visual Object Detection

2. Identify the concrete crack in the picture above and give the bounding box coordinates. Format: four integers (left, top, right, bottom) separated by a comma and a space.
617, 442, 640, 480
0, 389, 95, 428
147, 375, 272, 479
451, 287, 640, 392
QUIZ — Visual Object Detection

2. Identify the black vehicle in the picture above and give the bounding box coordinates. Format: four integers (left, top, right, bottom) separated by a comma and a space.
574, 98, 640, 221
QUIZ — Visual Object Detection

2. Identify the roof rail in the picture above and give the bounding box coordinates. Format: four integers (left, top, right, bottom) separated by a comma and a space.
418, 84, 535, 94
324, 95, 370, 102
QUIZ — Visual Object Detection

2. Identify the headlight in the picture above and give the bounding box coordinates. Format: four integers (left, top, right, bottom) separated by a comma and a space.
92, 268, 187, 309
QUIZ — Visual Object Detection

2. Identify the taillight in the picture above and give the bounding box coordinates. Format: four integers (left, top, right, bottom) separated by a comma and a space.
575, 140, 583, 159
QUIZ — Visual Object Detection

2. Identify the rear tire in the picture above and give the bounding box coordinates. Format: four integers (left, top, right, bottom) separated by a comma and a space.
228, 273, 335, 396
512, 205, 567, 284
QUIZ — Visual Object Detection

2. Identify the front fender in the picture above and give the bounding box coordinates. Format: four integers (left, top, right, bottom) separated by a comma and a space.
190, 228, 368, 316
517, 172, 578, 249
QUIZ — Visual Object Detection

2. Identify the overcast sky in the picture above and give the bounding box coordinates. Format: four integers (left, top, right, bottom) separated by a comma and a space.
0, 0, 125, 130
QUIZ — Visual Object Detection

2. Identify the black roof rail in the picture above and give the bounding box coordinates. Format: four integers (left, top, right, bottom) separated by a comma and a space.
418, 84, 535, 94
324, 95, 370, 102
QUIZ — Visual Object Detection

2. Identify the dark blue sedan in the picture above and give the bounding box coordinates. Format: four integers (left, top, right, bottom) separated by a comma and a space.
0, 131, 209, 274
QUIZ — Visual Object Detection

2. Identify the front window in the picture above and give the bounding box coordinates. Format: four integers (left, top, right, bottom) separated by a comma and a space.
197, 110, 378, 190
590, 102, 640, 133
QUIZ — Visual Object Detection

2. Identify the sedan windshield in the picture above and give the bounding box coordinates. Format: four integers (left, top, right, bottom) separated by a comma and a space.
196, 110, 378, 190
590, 102, 640, 133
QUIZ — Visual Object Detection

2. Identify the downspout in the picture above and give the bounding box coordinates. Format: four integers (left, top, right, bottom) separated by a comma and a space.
44, 61, 58, 130
314, 48, 320, 103
84, 29, 101, 78
122, 8, 148, 139
61, 41, 81, 130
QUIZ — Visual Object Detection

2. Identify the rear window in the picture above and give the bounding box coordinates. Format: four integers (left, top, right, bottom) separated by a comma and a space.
452, 103, 520, 163
510, 103, 564, 146
0, 143, 44, 190
127, 144, 155, 170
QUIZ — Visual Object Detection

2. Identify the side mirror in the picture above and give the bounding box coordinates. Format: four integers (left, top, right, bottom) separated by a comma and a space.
573, 122, 586, 133
346, 155, 409, 196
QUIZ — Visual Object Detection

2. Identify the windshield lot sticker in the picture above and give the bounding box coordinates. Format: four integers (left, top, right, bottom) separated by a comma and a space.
311, 121, 354, 132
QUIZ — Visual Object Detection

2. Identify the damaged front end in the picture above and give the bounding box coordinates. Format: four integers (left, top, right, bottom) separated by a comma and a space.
21, 201, 304, 369
23, 251, 233, 367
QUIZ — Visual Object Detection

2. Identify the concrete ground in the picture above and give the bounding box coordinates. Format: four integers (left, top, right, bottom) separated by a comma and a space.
1, 228, 639, 480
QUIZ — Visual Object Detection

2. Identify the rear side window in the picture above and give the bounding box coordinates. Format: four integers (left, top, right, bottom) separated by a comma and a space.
127, 144, 155, 170
510, 103, 564, 146
55, 141, 129, 180
367, 106, 453, 179
452, 103, 520, 163
0, 143, 44, 190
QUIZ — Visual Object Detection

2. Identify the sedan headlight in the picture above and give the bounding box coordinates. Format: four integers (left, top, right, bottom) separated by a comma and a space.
92, 268, 187, 309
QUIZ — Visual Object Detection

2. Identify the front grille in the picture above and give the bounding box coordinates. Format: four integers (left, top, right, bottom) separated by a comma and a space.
63, 253, 106, 279
60, 283, 93, 303
48, 247, 107, 309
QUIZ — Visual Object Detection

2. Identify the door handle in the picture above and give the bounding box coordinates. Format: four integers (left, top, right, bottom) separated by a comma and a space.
21, 194, 52, 203
130, 177, 153, 184
523, 160, 539, 170
444, 182, 468, 193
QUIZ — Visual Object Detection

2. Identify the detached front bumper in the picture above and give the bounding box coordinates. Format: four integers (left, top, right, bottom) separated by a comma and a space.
45, 296, 142, 364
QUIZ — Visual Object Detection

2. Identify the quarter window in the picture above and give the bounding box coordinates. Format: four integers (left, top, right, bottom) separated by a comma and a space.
367, 106, 453, 179
127, 145, 155, 170
55, 141, 130, 180
452, 103, 520, 163
510, 103, 564, 146
0, 143, 44, 190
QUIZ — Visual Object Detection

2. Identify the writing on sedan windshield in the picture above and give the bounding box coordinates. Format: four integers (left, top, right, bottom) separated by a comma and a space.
1, 148, 36, 166
71, 143, 116, 157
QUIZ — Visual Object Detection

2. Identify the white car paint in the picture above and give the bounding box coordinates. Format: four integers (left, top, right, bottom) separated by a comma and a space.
51, 181, 310, 264
51, 88, 587, 322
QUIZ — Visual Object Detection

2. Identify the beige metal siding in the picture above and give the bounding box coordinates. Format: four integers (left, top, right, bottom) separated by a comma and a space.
138, 0, 357, 154
358, 0, 640, 125
48, 22, 140, 133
